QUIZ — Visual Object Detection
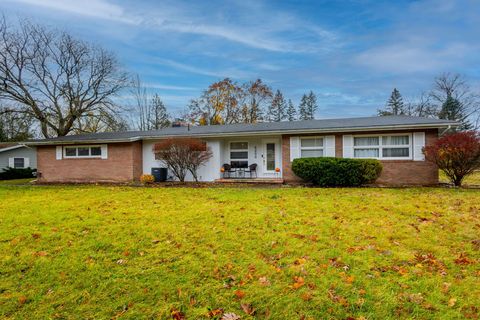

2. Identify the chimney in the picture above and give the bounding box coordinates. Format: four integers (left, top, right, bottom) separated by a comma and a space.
171, 118, 188, 127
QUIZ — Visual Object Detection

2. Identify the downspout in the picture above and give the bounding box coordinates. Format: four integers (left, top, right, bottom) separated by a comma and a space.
440, 125, 452, 136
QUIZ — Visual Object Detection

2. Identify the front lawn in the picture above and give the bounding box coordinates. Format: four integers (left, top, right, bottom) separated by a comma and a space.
0, 186, 478, 319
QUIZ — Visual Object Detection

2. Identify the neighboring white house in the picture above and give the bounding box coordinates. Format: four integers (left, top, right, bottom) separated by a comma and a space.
0, 144, 37, 171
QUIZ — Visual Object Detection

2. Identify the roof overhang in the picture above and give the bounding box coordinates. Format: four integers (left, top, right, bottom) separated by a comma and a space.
0, 144, 28, 153
25, 122, 458, 146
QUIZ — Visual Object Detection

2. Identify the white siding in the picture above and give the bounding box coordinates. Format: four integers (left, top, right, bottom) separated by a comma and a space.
142, 139, 223, 182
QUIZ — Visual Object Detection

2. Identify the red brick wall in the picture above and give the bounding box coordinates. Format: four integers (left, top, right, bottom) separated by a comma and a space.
37, 142, 143, 183
282, 129, 439, 185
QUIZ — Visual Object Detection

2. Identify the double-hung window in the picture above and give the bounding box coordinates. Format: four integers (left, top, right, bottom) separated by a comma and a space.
230, 142, 248, 168
63, 145, 103, 158
13, 158, 25, 168
300, 137, 324, 158
353, 134, 411, 160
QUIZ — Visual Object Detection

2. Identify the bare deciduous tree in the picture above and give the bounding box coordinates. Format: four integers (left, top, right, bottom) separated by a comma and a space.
73, 110, 129, 134
0, 105, 34, 141
187, 78, 243, 125
131, 75, 170, 130
430, 73, 479, 129
241, 79, 272, 123
0, 17, 128, 138
153, 138, 212, 182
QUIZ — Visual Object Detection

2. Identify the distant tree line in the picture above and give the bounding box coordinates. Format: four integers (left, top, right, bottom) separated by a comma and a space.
378, 73, 480, 131
1, 16, 478, 142
184, 78, 318, 125
0, 16, 319, 141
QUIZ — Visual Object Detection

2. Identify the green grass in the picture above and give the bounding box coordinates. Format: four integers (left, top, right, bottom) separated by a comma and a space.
0, 186, 479, 319
439, 170, 480, 186
0, 178, 35, 185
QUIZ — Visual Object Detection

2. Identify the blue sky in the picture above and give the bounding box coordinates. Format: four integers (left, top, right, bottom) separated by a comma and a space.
1, 0, 479, 118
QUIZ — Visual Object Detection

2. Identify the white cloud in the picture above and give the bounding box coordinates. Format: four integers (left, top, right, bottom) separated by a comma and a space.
11, 0, 338, 53
13, 0, 140, 24
152, 58, 253, 79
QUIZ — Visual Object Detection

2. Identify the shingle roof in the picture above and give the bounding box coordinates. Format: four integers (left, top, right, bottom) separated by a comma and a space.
27, 115, 459, 145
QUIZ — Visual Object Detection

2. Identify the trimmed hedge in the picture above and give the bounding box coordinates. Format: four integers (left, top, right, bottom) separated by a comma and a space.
0, 167, 37, 180
292, 157, 382, 187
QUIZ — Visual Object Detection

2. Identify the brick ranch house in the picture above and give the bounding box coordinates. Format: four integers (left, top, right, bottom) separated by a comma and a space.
27, 116, 458, 185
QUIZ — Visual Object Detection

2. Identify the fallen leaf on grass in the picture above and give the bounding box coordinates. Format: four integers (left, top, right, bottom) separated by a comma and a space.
33, 251, 48, 257
472, 239, 480, 251
291, 276, 305, 289
240, 303, 255, 315
207, 308, 223, 317
233, 290, 245, 299
31, 233, 41, 239
301, 292, 312, 301
294, 258, 307, 265
448, 298, 457, 307
327, 287, 349, 307
171, 308, 185, 320
18, 296, 27, 305
442, 282, 451, 293
454, 253, 475, 265
258, 276, 270, 286
221, 313, 241, 320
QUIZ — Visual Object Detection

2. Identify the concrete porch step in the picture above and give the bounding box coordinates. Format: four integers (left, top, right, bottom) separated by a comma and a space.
215, 178, 284, 184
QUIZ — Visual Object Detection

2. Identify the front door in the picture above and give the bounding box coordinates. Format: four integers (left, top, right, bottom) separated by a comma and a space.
262, 141, 277, 174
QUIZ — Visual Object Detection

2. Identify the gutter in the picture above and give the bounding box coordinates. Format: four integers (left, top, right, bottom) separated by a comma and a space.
25, 122, 460, 146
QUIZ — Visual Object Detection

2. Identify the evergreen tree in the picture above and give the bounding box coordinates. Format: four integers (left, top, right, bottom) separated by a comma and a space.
378, 88, 405, 116
299, 91, 318, 120
298, 94, 308, 120
438, 95, 472, 131
306, 91, 318, 120
286, 99, 296, 121
149, 94, 170, 129
268, 90, 287, 122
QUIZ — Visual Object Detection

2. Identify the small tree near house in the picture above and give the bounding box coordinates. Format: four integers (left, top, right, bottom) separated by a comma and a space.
153, 138, 213, 182
423, 131, 480, 186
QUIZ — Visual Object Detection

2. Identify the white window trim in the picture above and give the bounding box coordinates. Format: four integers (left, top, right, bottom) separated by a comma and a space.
300, 136, 324, 158
14, 157, 25, 169
10, 157, 28, 169
63, 145, 104, 159
352, 133, 412, 160
229, 141, 249, 166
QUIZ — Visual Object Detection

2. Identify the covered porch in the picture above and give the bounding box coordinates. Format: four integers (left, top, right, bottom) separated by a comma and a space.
142, 135, 284, 182
214, 135, 283, 180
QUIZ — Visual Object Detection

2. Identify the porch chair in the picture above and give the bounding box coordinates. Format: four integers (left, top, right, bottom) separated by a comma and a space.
245, 163, 257, 178
221, 163, 235, 178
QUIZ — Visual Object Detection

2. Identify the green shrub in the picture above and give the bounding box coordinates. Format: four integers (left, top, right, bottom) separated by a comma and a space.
0, 167, 36, 180
292, 157, 382, 187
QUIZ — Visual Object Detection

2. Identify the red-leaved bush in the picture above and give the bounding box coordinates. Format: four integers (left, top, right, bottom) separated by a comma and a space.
153, 138, 212, 182
423, 131, 480, 186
